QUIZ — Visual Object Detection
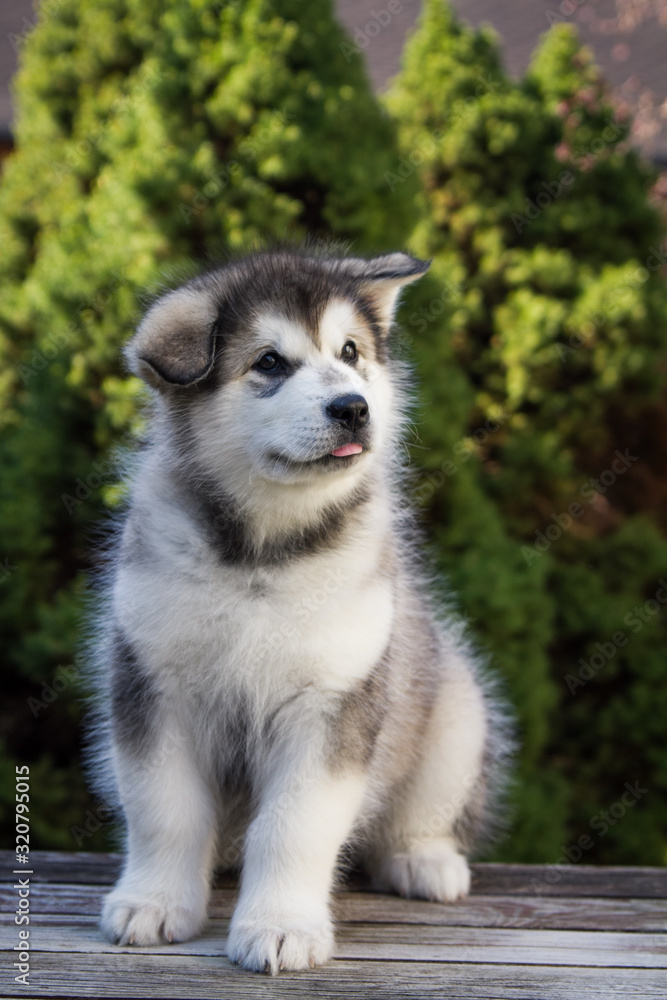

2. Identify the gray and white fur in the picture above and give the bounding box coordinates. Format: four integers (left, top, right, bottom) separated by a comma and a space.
87, 246, 513, 974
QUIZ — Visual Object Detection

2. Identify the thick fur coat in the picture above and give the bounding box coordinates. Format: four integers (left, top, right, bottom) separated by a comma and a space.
88, 247, 512, 974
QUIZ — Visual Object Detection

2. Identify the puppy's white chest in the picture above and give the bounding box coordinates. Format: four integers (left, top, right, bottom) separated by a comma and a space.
238, 563, 393, 688
216, 556, 393, 691
118, 547, 394, 696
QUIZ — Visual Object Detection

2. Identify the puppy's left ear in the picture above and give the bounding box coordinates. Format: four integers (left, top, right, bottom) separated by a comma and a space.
346, 253, 431, 329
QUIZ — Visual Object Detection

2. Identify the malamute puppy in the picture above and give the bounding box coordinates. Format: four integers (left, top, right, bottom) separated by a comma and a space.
91, 247, 511, 974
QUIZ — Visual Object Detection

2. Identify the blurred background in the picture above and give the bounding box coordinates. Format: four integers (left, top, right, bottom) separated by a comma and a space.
1, 0, 666, 864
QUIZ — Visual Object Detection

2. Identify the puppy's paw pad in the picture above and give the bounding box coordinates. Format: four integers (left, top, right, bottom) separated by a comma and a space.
101, 892, 205, 946
386, 841, 471, 902
227, 917, 334, 974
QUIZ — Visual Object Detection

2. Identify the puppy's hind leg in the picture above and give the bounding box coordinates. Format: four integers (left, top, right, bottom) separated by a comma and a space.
101, 717, 217, 947
371, 651, 505, 903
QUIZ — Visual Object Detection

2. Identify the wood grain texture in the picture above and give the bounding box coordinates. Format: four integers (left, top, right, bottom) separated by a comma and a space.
1, 883, 666, 932
1, 852, 666, 999
2, 920, 667, 968
3, 955, 667, 1000
3, 852, 667, 896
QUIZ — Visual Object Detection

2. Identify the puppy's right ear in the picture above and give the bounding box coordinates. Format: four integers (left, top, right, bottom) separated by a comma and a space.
125, 286, 219, 389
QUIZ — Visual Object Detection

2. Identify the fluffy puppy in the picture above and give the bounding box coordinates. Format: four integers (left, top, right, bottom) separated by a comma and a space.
89, 247, 512, 974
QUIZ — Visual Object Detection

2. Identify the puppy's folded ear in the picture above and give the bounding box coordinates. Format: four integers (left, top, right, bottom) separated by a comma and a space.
343, 252, 431, 329
125, 286, 219, 389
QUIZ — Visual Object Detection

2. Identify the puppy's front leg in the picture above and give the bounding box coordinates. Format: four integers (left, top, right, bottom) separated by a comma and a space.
101, 721, 217, 946
227, 709, 366, 974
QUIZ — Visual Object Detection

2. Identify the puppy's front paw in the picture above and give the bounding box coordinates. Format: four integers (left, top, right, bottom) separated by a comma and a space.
101, 888, 206, 946
383, 839, 471, 902
227, 911, 334, 974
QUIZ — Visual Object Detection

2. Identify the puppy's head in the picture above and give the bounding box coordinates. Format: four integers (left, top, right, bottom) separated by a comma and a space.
126, 250, 429, 502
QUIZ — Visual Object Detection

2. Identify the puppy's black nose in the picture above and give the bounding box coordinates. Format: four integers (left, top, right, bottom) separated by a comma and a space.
326, 393, 369, 432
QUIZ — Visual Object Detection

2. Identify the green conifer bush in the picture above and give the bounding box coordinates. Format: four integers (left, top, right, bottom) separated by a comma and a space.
386, 0, 667, 862
0, 0, 416, 848
2, 0, 666, 866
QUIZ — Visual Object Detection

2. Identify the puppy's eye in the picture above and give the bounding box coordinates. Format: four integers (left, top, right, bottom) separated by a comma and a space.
255, 352, 283, 373
341, 341, 357, 364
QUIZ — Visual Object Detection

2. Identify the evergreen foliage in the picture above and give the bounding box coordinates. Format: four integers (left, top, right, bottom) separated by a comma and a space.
2, 0, 666, 865
386, 0, 667, 862
0, 0, 416, 849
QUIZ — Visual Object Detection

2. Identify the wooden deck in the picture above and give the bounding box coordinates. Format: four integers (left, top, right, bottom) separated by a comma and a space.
1, 851, 666, 998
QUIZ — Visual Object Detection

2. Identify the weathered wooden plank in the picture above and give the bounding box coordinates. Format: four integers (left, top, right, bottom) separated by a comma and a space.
0, 883, 109, 919
3, 954, 666, 1000
335, 890, 667, 932
3, 851, 667, 897
2, 921, 666, 969
0, 851, 121, 886
2, 882, 666, 933
470, 863, 667, 900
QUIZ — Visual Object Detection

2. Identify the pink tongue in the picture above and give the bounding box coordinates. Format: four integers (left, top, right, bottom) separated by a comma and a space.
331, 443, 363, 458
